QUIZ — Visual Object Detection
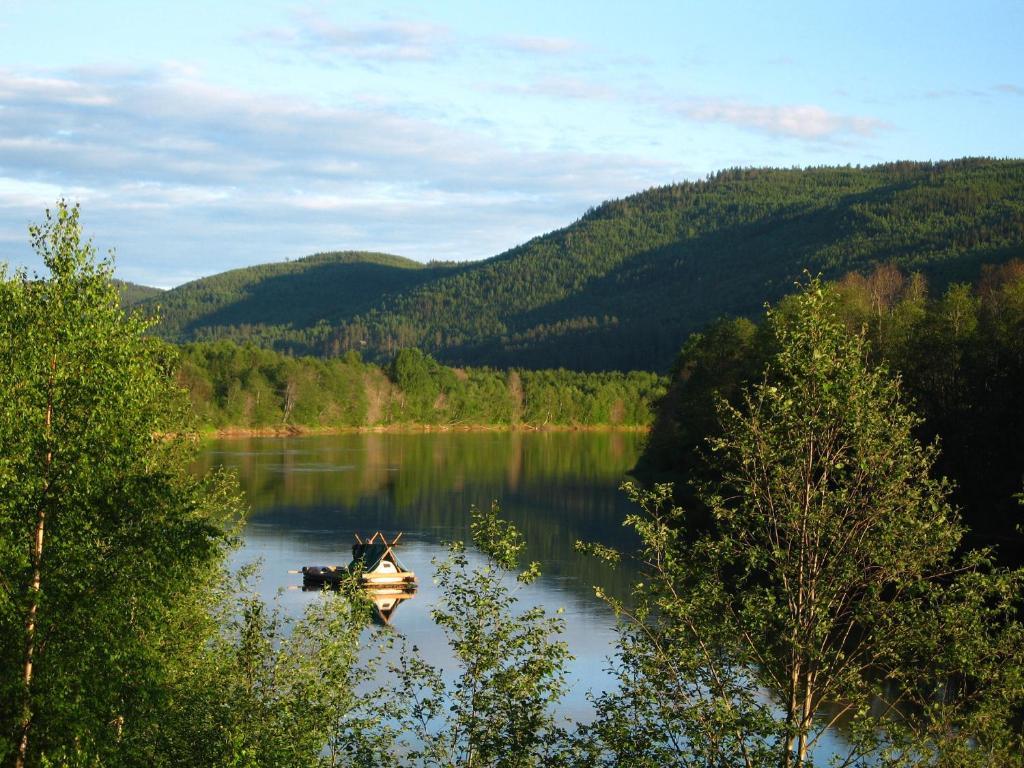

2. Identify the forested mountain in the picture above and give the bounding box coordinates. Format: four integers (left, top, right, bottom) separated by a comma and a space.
142, 158, 1024, 371
113, 279, 163, 307
139, 251, 456, 344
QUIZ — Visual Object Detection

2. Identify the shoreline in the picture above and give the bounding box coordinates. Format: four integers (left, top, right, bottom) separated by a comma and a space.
200, 422, 651, 439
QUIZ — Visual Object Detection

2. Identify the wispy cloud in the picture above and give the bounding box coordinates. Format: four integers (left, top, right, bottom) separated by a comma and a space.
676, 99, 888, 141
493, 76, 618, 102
254, 11, 594, 70
0, 71, 116, 106
994, 83, 1024, 96
918, 86, 990, 101
257, 10, 453, 65
0, 65, 675, 285
480, 64, 886, 144
495, 35, 581, 56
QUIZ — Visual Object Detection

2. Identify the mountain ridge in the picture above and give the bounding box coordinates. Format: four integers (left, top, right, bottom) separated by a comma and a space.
139, 158, 1024, 371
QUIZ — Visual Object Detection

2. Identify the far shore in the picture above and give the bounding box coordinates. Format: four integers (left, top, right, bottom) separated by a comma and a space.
197, 422, 651, 440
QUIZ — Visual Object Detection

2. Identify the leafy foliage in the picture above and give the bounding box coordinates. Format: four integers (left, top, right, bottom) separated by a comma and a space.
176, 341, 666, 430
0, 203, 240, 765
148, 569, 398, 768
641, 261, 1024, 560
390, 502, 574, 767
584, 281, 1024, 767
6, 202, 1024, 767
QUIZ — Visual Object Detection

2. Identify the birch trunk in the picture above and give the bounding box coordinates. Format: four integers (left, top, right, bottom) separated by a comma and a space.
16, 354, 55, 768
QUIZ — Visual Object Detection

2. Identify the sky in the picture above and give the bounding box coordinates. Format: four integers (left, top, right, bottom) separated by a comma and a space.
0, 0, 1021, 287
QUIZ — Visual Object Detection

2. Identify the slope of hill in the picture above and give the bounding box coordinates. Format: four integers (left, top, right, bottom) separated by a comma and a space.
114, 279, 164, 308
143, 251, 459, 348
146, 158, 1024, 371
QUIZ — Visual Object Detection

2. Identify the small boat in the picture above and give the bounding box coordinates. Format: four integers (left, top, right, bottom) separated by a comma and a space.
294, 532, 417, 625
298, 531, 418, 590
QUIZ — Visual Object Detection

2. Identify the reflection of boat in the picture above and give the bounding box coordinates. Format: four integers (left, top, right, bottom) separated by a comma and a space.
364, 585, 416, 625
295, 532, 417, 624
298, 581, 415, 624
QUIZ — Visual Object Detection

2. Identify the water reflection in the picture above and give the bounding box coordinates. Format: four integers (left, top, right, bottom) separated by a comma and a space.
298, 582, 417, 626
194, 432, 643, 605
195, 432, 864, 754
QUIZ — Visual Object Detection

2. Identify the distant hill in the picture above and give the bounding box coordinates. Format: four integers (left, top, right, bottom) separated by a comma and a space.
142, 251, 457, 345
114, 279, 163, 308
144, 158, 1024, 371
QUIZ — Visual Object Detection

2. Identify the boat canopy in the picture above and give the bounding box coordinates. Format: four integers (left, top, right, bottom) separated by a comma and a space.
348, 532, 411, 573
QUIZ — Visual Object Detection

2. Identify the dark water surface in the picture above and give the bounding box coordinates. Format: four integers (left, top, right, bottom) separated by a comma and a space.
194, 431, 646, 720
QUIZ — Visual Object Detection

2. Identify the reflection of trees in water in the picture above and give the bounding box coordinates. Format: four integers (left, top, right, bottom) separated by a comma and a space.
196, 432, 644, 604
194, 432, 645, 510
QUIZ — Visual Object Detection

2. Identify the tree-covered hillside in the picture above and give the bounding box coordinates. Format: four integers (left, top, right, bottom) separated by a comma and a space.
113, 279, 163, 308
142, 251, 459, 348
144, 159, 1024, 371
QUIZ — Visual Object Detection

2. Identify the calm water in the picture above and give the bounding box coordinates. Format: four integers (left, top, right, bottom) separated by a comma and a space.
194, 431, 646, 720
194, 431, 853, 757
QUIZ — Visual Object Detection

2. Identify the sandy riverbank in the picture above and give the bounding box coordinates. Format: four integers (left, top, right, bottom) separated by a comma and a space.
202, 422, 650, 439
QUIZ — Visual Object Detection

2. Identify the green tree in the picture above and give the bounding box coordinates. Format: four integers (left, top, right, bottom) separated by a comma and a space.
0, 203, 239, 766
388, 348, 455, 423
149, 568, 396, 768
585, 280, 1024, 767
391, 502, 575, 767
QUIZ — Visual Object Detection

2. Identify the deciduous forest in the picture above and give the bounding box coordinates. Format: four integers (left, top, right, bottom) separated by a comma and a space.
642, 261, 1024, 562
176, 343, 666, 431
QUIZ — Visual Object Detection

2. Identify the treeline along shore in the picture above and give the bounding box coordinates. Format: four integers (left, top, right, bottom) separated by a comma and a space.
642, 259, 1024, 561
175, 342, 667, 433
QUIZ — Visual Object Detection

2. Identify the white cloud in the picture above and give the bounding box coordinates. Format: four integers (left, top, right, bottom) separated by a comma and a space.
255, 12, 587, 66
0, 65, 677, 285
677, 99, 887, 140
494, 76, 618, 102
256, 10, 453, 65
496, 35, 581, 56
0, 71, 115, 106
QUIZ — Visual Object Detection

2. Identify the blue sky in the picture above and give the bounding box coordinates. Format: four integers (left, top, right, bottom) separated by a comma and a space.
1, 0, 1021, 287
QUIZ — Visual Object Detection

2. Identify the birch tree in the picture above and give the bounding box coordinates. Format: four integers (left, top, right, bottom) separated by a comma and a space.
584, 280, 1024, 767
0, 203, 234, 766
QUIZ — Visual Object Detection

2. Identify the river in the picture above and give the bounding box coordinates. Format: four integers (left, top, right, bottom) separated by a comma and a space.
195, 430, 854, 758
194, 430, 645, 721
